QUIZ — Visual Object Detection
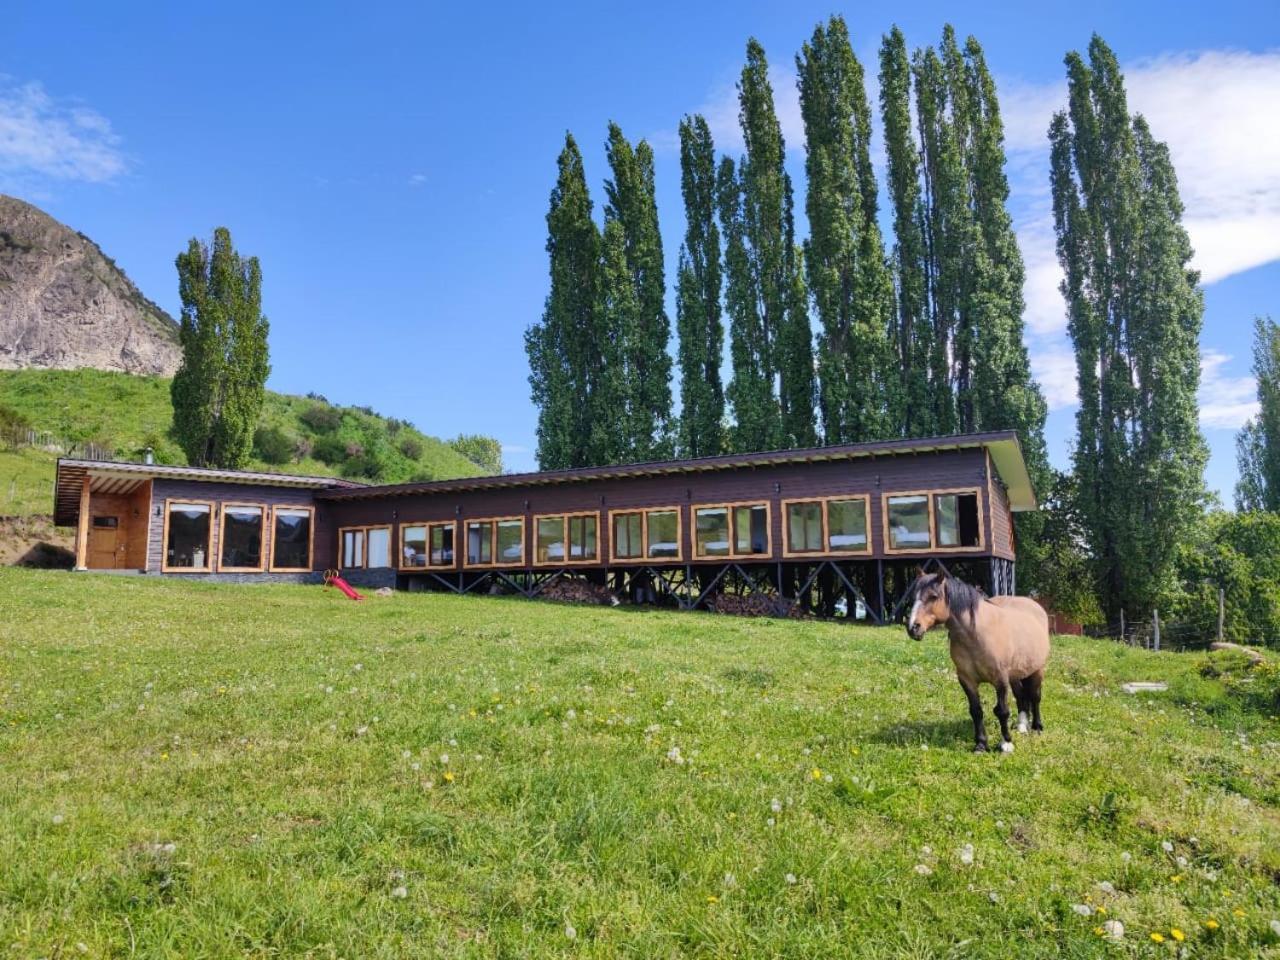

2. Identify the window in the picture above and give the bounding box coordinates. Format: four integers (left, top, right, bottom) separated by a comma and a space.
934, 492, 981, 548
164, 501, 212, 571
646, 509, 679, 560
271, 506, 313, 571
533, 513, 599, 565
694, 503, 769, 558
886, 495, 931, 550
342, 529, 364, 568
367, 528, 391, 568
826, 498, 868, 552
340, 525, 391, 569
401, 524, 428, 568
220, 503, 264, 571
786, 502, 823, 554
613, 512, 643, 560
429, 522, 455, 567
92, 516, 118, 529
464, 517, 523, 567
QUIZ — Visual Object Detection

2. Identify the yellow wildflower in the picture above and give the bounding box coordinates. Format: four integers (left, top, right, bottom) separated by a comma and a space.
1093, 926, 1105, 936
443, 771, 455, 783
1150, 932, 1165, 943
1205, 918, 1219, 930
1170, 928, 1185, 942
706, 895, 719, 904
811, 768, 822, 781
1170, 873, 1184, 883
1232, 908, 1246, 918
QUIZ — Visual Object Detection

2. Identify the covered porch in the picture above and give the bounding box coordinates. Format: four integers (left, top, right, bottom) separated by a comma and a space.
54, 464, 154, 572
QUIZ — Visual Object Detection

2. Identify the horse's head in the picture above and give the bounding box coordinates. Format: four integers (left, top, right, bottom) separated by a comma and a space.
906, 567, 951, 640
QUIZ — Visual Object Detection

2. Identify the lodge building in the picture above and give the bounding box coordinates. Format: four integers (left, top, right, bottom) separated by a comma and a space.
53, 431, 1034, 622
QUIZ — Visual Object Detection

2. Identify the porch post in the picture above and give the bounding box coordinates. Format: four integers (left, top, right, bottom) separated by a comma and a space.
74, 475, 90, 570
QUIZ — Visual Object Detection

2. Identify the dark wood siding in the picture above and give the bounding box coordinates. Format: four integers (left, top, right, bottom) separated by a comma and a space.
147, 480, 323, 574
323, 448, 998, 567
987, 452, 1016, 560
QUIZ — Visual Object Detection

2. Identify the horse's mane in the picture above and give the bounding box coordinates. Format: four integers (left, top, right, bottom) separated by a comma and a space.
944, 575, 986, 625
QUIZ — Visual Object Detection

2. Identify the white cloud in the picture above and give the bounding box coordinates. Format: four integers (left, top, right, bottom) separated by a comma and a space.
408, 172, 427, 187
1198, 350, 1258, 430
1030, 339, 1078, 411
0, 79, 126, 186
656, 63, 806, 156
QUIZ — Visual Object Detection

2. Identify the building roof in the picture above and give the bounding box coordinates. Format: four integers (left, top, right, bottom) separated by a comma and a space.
53, 459, 363, 527
317, 430, 1038, 511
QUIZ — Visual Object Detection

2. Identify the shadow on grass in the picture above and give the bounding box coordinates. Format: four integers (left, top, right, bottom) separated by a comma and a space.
869, 717, 974, 749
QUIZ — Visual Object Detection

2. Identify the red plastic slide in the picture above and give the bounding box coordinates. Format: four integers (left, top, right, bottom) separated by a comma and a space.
323, 569, 364, 601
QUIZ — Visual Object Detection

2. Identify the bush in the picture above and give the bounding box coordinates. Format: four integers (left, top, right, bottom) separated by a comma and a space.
299, 404, 342, 433
253, 425, 296, 465
449, 434, 503, 474
312, 434, 349, 465
398, 435, 424, 461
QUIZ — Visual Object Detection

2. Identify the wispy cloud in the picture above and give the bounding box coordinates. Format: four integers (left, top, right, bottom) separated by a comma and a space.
408, 172, 427, 187
1198, 349, 1258, 430
652, 63, 806, 155
0, 79, 126, 188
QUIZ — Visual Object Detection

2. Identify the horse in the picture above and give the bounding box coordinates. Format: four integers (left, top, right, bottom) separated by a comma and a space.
906, 567, 1050, 754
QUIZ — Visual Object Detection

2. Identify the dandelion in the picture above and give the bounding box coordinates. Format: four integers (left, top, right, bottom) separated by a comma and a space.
706, 895, 719, 904
1121, 851, 1132, 863
1270, 919, 1280, 937
439, 753, 449, 765
1204, 918, 1219, 930
1096, 881, 1115, 895
785, 873, 797, 885
913, 864, 932, 876
1171, 874, 1184, 883
51, 814, 64, 825
443, 771, 455, 783
1232, 908, 1246, 918
564, 923, 577, 940
958, 844, 975, 866
1170, 928, 1185, 942
391, 885, 408, 899
1161, 840, 1174, 853
1150, 932, 1165, 943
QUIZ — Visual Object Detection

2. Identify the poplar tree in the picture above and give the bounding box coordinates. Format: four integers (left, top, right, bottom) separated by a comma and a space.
526, 133, 612, 469
171, 227, 270, 469
1235, 316, 1280, 511
798, 15, 897, 444
723, 38, 813, 451
604, 123, 673, 461
1050, 35, 1207, 620
675, 115, 725, 458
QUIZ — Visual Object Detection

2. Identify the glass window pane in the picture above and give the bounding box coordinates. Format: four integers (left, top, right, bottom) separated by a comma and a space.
221, 505, 263, 569
402, 525, 427, 568
467, 521, 492, 564
342, 529, 364, 568
367, 528, 391, 569
935, 493, 980, 547
887, 495, 930, 549
166, 503, 210, 569
827, 499, 867, 551
272, 508, 312, 569
569, 515, 597, 561
496, 520, 523, 564
734, 505, 768, 555
646, 510, 678, 559
695, 508, 729, 557
429, 524, 454, 566
613, 513, 643, 559
787, 502, 823, 553
537, 516, 563, 563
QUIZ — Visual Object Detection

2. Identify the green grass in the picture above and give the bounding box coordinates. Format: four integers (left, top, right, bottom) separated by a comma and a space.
0, 448, 56, 516
1, 569, 1278, 958
0, 370, 486, 515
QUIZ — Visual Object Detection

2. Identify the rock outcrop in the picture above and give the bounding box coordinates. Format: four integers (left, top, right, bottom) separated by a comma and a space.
0, 194, 181, 375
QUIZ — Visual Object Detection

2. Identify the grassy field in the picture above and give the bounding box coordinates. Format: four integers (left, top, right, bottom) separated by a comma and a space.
1, 569, 1278, 958
0, 448, 57, 517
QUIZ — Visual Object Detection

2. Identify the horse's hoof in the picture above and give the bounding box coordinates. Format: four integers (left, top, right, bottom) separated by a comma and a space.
1000, 741, 1014, 754
973, 743, 988, 753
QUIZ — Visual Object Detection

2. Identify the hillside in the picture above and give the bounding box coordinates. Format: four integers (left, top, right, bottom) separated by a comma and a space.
0, 369, 488, 518
0, 195, 181, 375
2, 569, 1278, 957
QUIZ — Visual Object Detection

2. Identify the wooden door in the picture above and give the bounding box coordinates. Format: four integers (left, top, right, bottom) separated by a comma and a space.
88, 516, 123, 569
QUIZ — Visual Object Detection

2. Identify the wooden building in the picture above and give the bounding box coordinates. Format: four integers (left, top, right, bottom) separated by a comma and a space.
54, 430, 1035, 621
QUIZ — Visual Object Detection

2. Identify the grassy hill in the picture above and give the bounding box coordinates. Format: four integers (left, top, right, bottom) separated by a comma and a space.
1, 569, 1277, 957
0, 369, 489, 516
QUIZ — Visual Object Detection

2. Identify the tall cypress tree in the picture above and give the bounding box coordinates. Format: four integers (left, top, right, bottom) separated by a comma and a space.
604, 123, 673, 461
1234, 317, 1280, 511
171, 227, 270, 469
1050, 35, 1207, 620
526, 133, 612, 469
798, 15, 897, 444
675, 115, 725, 458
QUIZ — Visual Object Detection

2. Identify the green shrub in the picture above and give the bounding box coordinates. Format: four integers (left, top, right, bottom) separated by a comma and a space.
312, 434, 349, 465
253, 425, 296, 465
398, 435, 424, 460
299, 404, 342, 433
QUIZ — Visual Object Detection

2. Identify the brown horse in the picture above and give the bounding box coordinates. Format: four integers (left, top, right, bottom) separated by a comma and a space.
906, 568, 1050, 753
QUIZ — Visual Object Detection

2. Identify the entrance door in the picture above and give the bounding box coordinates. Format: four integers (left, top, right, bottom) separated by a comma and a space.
88, 516, 123, 569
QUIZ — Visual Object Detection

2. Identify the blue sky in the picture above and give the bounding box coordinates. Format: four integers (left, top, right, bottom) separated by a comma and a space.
3, 1, 1277, 497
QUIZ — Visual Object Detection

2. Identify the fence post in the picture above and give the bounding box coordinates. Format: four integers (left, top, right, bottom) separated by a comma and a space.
1217, 588, 1225, 643
1119, 608, 1126, 644
1153, 608, 1161, 652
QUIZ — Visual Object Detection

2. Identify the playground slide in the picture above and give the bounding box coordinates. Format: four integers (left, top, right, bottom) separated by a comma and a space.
325, 571, 364, 601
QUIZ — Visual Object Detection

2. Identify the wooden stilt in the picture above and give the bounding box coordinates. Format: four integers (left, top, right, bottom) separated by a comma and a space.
74, 475, 91, 570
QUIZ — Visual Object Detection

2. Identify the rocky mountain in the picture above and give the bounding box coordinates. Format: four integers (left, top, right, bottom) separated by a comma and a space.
0, 194, 181, 376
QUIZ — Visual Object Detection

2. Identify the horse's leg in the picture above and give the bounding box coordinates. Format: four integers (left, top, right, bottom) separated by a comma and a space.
1010, 677, 1030, 734
1026, 670, 1045, 732
958, 677, 988, 753
993, 680, 1014, 753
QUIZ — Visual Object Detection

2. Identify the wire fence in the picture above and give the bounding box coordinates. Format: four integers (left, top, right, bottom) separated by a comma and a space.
1, 426, 115, 461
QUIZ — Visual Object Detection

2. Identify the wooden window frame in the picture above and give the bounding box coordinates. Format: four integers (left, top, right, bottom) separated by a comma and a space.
161, 498, 215, 573
691, 500, 772, 561
780, 496, 872, 559
268, 505, 316, 573
338, 524, 393, 570
399, 520, 457, 571
532, 511, 601, 567
462, 515, 525, 569
217, 501, 268, 573
607, 506, 684, 564
881, 488, 985, 555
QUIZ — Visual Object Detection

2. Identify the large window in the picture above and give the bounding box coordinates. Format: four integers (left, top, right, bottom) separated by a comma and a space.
270, 506, 313, 571
534, 513, 598, 565
430, 522, 455, 567
609, 507, 681, 563
164, 500, 212, 571
783, 497, 869, 556
612, 512, 643, 560
883, 490, 982, 552
465, 517, 524, 567
647, 509, 679, 560
694, 503, 770, 559
402, 523, 456, 569
220, 503, 264, 571
401, 524, 429, 568
339, 525, 391, 569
